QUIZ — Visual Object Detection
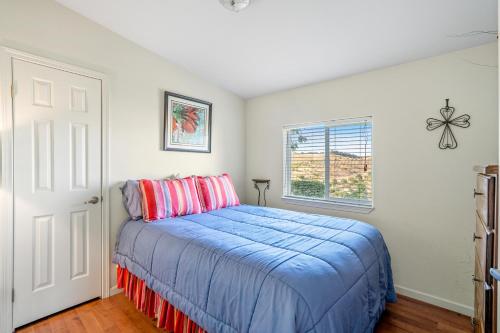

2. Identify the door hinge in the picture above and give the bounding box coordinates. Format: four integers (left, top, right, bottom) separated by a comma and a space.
12, 288, 14, 303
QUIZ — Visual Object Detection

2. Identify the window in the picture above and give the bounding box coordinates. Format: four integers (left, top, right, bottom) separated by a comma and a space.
282, 117, 373, 212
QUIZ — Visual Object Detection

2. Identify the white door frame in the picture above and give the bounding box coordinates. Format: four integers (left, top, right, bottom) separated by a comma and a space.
0, 47, 110, 333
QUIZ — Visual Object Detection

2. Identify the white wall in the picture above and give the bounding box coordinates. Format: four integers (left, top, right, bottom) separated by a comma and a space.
0, 0, 246, 292
245, 43, 498, 315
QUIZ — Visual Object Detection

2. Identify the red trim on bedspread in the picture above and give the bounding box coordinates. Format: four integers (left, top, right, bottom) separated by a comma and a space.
117, 266, 206, 333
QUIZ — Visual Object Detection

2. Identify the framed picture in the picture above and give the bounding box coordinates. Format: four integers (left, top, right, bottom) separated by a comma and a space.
163, 91, 212, 153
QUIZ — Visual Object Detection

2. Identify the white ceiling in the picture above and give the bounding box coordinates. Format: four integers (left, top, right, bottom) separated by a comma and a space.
55, 0, 497, 98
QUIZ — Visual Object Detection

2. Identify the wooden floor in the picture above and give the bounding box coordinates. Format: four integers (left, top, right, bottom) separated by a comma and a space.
17, 294, 472, 333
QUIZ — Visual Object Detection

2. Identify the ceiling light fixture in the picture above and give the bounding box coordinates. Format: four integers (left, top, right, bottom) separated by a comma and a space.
219, 0, 251, 12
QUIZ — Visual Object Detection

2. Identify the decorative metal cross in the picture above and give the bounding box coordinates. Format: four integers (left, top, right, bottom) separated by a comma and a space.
426, 99, 470, 149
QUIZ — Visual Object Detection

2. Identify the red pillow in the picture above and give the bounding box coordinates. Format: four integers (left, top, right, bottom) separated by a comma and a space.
139, 177, 202, 221
196, 173, 240, 212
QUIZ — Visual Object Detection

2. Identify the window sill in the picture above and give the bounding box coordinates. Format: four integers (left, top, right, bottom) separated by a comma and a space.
281, 196, 374, 214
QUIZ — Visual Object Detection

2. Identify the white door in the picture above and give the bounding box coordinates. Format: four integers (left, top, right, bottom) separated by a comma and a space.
12, 59, 102, 328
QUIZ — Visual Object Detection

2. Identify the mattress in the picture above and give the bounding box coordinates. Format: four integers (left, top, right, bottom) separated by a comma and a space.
113, 205, 395, 333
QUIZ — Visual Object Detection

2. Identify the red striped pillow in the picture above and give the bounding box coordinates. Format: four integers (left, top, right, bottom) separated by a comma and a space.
196, 173, 240, 212
139, 177, 202, 222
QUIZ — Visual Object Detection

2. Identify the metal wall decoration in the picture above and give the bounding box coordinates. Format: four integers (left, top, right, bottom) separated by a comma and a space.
426, 98, 470, 149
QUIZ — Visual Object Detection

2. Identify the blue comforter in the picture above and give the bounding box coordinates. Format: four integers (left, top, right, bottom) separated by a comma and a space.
113, 205, 395, 333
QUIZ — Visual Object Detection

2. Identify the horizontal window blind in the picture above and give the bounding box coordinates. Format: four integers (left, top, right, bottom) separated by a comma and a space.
283, 117, 372, 207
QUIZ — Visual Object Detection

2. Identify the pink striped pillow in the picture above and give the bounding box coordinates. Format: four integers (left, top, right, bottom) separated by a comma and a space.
139, 177, 202, 222
196, 173, 240, 212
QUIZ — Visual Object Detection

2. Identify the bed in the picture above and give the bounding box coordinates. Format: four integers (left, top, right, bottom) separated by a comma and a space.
113, 204, 396, 333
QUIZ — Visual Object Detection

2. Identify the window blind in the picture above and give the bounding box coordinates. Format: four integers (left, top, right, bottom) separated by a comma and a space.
283, 117, 372, 207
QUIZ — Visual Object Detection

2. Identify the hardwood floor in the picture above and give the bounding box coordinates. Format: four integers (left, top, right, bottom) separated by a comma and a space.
16, 294, 472, 333
375, 295, 471, 333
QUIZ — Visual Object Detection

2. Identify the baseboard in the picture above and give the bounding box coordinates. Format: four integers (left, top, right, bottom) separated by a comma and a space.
109, 285, 121, 296
395, 284, 473, 317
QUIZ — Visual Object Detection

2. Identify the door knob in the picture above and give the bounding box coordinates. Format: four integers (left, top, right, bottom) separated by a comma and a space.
85, 196, 100, 205
473, 233, 482, 242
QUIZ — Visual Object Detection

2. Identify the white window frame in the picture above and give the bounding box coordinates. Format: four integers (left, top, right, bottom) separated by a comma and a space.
282, 116, 374, 214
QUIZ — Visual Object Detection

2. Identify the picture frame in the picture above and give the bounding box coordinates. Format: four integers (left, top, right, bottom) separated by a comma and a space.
163, 91, 212, 153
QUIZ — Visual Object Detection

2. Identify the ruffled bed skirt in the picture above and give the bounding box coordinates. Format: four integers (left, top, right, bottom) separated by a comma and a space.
117, 266, 206, 333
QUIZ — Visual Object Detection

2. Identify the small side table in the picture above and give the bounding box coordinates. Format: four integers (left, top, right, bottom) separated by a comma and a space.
252, 179, 270, 206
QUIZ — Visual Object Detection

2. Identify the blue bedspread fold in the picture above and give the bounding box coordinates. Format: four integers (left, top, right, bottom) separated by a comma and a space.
113, 205, 395, 333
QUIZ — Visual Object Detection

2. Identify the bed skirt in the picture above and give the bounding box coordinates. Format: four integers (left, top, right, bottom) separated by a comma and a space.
116, 265, 206, 333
